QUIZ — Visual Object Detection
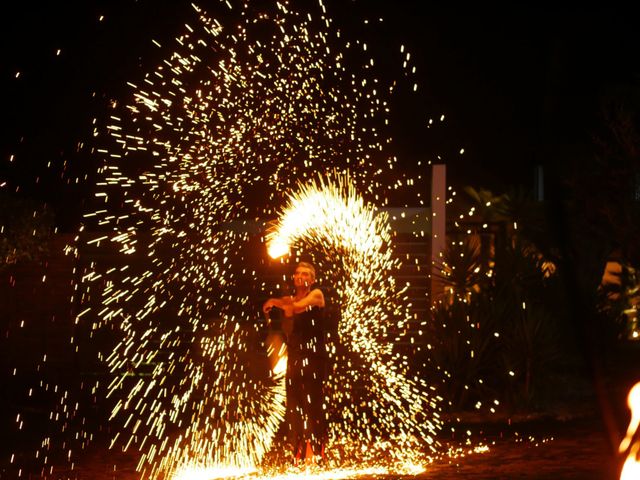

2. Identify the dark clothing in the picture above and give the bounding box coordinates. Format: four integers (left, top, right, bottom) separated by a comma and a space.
286, 304, 327, 458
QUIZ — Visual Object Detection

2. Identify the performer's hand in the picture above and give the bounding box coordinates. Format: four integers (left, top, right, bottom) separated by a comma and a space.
262, 299, 275, 315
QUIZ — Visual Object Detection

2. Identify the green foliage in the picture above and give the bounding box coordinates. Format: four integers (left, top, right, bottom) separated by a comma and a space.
492, 244, 564, 409
597, 262, 640, 342
429, 294, 503, 411
0, 191, 54, 269
429, 191, 570, 413
436, 236, 485, 300
429, 91, 640, 415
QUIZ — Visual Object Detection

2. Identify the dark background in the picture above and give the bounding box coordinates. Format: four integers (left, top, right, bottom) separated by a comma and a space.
1, 4, 639, 476
1, 1, 639, 227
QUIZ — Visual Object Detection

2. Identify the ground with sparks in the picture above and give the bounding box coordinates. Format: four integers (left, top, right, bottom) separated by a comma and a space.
15, 415, 614, 480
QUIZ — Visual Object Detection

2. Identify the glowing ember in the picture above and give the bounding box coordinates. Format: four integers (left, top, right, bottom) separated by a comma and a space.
172, 465, 389, 480
172, 464, 256, 480
620, 382, 640, 480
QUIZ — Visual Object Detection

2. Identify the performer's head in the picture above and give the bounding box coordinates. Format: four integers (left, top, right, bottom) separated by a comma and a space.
293, 261, 316, 289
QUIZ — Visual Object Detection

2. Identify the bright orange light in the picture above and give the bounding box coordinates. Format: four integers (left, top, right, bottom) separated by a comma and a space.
272, 355, 287, 376
267, 241, 290, 259
620, 382, 640, 453
621, 445, 640, 480
620, 382, 640, 480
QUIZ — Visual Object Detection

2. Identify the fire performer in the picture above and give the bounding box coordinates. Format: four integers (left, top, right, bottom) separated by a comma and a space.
263, 261, 327, 464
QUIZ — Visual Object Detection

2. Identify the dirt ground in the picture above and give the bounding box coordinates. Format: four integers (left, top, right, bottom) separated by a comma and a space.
423, 417, 618, 479
4, 415, 621, 480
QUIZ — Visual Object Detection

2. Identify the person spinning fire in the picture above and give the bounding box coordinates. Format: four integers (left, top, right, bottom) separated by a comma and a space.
262, 261, 327, 464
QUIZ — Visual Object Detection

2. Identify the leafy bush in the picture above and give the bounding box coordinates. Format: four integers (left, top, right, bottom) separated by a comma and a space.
428, 221, 570, 413
0, 192, 54, 269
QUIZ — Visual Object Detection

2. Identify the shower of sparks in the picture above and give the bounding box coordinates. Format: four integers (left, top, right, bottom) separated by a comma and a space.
14, 0, 434, 479
266, 172, 441, 465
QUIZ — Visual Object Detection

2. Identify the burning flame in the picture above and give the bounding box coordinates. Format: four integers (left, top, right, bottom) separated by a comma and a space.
620, 382, 640, 480
268, 241, 290, 259
272, 355, 287, 376
266, 171, 441, 463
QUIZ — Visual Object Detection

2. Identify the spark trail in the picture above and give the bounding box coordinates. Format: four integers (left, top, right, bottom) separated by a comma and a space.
267, 172, 441, 467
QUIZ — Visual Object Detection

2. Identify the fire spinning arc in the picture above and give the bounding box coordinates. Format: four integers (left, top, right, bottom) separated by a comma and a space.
266, 173, 441, 467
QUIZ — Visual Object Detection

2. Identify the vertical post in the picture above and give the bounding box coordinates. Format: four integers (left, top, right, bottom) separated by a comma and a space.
430, 164, 446, 304
534, 165, 544, 202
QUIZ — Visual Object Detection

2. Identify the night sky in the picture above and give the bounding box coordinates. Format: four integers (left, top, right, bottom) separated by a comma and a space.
2, 2, 639, 229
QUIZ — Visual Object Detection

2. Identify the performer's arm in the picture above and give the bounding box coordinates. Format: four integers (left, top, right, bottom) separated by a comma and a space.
262, 296, 293, 315
290, 288, 325, 313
